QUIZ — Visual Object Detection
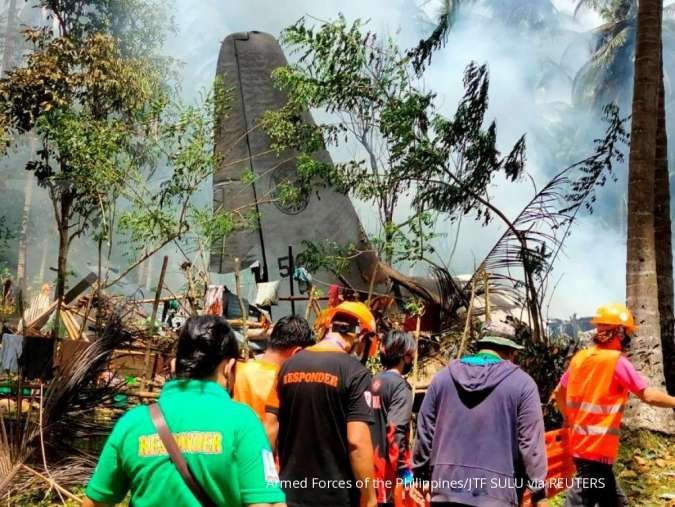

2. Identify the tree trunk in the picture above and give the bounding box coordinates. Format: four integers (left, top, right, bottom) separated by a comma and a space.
16, 173, 33, 294
625, 0, 674, 432
16, 136, 37, 294
1, 0, 17, 76
38, 238, 47, 283
654, 45, 675, 396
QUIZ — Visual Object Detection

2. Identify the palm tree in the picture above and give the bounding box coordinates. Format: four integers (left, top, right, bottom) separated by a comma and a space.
572, 0, 675, 110
654, 29, 675, 397
625, 0, 675, 432
411, 0, 559, 71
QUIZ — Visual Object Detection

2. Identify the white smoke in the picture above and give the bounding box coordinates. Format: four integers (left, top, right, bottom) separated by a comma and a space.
163, 0, 641, 318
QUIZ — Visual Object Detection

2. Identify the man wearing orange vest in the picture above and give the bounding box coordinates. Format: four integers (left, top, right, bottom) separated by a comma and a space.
234, 315, 314, 419
555, 303, 675, 506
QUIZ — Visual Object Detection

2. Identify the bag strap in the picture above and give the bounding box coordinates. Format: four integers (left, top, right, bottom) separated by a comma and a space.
149, 403, 218, 507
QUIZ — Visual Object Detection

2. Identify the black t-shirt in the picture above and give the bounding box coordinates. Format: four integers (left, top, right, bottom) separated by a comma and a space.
267, 343, 374, 507
371, 370, 413, 503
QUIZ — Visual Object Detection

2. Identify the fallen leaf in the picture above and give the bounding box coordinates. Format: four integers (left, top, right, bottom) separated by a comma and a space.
634, 456, 648, 466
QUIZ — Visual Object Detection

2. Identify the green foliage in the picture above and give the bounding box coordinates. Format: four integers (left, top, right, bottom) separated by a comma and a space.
0, 3, 237, 294
263, 16, 523, 269
0, 216, 13, 253
298, 240, 358, 278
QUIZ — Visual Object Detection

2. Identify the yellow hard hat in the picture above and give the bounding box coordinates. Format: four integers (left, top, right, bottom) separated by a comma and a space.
591, 303, 638, 333
326, 301, 376, 334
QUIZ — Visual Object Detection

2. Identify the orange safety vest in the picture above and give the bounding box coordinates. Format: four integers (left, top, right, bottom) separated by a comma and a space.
565, 347, 627, 463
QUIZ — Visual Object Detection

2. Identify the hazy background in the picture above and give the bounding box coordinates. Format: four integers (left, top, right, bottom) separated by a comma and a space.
0, 0, 658, 319
163, 0, 628, 317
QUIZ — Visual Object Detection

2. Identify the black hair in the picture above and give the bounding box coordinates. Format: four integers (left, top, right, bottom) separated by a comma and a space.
269, 315, 314, 350
380, 330, 416, 368
175, 316, 239, 379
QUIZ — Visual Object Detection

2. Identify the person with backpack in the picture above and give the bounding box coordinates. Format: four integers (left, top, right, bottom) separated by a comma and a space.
83, 315, 286, 507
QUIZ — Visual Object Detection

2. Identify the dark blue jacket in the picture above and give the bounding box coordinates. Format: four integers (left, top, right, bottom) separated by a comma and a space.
412, 356, 547, 506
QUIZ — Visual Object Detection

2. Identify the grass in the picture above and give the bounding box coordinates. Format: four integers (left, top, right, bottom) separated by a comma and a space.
550, 429, 675, 506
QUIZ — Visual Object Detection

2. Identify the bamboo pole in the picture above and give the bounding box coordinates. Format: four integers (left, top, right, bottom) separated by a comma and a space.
366, 264, 378, 305
457, 278, 478, 359
304, 287, 315, 320
234, 258, 249, 356
142, 255, 168, 391
21, 465, 80, 502
410, 308, 424, 400
76, 285, 95, 340
482, 269, 490, 321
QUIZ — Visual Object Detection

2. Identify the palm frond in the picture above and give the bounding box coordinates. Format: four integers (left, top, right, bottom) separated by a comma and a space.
0, 308, 136, 498
408, 0, 473, 73
465, 105, 628, 339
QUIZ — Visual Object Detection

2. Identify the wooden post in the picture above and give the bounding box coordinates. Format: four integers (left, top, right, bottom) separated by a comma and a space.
410, 308, 424, 400
457, 278, 478, 359
366, 264, 379, 306
483, 269, 490, 321
234, 257, 249, 357
304, 286, 315, 320
142, 255, 167, 391
288, 245, 296, 316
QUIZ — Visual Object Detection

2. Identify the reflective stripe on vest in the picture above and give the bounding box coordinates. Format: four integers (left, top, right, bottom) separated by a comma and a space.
565, 346, 627, 463
571, 424, 621, 437
566, 401, 624, 415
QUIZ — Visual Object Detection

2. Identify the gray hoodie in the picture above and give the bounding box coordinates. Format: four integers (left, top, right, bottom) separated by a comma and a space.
412, 357, 547, 506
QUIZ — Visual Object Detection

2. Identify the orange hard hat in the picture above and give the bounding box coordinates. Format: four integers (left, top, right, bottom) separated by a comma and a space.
591, 303, 638, 333
325, 301, 376, 334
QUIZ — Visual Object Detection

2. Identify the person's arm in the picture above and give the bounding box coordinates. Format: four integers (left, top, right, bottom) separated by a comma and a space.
81, 500, 113, 507
412, 380, 438, 482
235, 408, 287, 507
613, 356, 675, 408
517, 379, 547, 506
264, 373, 281, 451
83, 415, 130, 507
263, 412, 279, 452
388, 382, 414, 484
554, 383, 567, 425
638, 387, 675, 408
347, 420, 377, 507
346, 367, 376, 507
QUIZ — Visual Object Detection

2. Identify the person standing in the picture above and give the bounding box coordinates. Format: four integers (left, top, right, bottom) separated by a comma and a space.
265, 302, 378, 507
371, 330, 417, 506
413, 321, 548, 507
555, 303, 675, 507
83, 316, 286, 507
234, 315, 314, 419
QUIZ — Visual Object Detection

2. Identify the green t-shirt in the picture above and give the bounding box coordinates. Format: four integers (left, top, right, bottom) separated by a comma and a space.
86, 379, 284, 506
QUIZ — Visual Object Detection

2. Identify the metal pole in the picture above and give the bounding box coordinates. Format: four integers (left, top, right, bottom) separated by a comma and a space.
288, 245, 295, 316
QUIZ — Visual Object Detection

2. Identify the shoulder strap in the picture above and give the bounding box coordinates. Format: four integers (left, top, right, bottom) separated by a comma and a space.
149, 403, 218, 507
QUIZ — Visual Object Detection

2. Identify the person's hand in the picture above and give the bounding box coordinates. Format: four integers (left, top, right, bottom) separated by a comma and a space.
359, 488, 377, 507
360, 494, 377, 507
403, 485, 427, 506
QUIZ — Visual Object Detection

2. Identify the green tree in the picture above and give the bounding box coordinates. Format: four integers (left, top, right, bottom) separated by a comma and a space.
0, 1, 251, 326
262, 16, 440, 266
263, 17, 535, 323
